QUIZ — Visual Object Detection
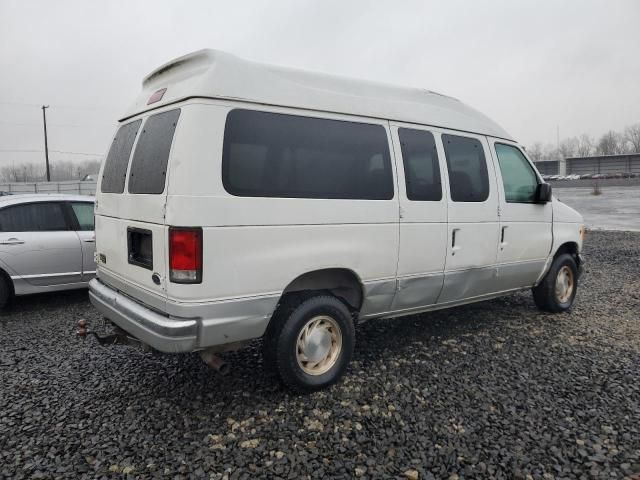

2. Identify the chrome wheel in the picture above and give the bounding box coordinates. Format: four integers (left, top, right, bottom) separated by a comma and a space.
555, 265, 574, 304
296, 315, 343, 376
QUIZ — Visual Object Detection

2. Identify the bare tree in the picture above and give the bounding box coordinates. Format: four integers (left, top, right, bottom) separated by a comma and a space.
624, 124, 640, 153
576, 134, 594, 157
0, 163, 44, 182
529, 123, 639, 159
76, 159, 101, 178
0, 159, 102, 183
558, 137, 579, 159
51, 160, 75, 181
597, 131, 625, 155
542, 143, 559, 160
526, 142, 543, 161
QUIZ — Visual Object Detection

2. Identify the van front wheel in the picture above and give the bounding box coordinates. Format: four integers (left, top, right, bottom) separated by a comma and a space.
263, 295, 355, 393
533, 253, 578, 313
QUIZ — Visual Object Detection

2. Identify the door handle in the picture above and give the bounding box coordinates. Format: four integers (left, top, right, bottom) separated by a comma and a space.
83, 239, 96, 243
500, 226, 508, 250
451, 228, 461, 255
0, 237, 25, 245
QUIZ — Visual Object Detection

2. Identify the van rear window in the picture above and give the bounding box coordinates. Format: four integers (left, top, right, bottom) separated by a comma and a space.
101, 120, 141, 194
128, 109, 181, 194
222, 109, 394, 200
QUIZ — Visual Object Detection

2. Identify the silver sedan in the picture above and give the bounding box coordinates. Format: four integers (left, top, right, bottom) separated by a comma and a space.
0, 194, 95, 308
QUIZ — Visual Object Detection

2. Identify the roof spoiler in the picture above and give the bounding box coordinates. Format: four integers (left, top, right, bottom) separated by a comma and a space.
142, 49, 216, 89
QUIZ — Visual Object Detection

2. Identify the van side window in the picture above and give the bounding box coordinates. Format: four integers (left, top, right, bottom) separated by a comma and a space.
495, 143, 539, 203
101, 120, 142, 194
442, 134, 489, 202
398, 128, 442, 201
128, 109, 181, 194
222, 109, 394, 200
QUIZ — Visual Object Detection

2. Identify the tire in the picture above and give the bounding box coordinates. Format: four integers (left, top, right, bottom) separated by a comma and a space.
0, 274, 11, 310
533, 253, 578, 313
263, 294, 355, 393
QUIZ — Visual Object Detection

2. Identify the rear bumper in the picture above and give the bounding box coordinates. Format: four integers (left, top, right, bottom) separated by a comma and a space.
89, 278, 279, 353
89, 279, 198, 353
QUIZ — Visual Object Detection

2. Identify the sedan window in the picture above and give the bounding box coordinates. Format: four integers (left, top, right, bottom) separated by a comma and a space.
70, 202, 95, 231
0, 203, 69, 232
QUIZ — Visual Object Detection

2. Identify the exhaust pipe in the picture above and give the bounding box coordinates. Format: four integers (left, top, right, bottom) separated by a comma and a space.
200, 350, 230, 376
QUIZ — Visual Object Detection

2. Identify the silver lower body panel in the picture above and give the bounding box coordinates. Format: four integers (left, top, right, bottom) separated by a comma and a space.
89, 279, 279, 353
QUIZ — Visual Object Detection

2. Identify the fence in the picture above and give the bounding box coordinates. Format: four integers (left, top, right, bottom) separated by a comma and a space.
0, 180, 97, 196
566, 154, 640, 175
534, 153, 640, 176
533, 160, 560, 175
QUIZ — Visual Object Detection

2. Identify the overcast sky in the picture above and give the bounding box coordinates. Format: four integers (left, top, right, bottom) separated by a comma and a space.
1, 0, 638, 168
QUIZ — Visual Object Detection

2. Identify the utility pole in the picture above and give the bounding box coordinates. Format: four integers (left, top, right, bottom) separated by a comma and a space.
41, 105, 51, 181
557, 124, 567, 176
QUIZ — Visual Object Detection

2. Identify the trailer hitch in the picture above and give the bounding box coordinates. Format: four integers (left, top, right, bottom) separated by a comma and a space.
76, 318, 148, 350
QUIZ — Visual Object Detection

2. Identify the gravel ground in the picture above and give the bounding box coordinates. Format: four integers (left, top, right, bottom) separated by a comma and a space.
1, 231, 639, 480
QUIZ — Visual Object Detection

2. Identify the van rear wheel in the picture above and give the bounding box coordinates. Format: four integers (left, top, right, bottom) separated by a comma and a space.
263, 295, 355, 393
533, 253, 578, 313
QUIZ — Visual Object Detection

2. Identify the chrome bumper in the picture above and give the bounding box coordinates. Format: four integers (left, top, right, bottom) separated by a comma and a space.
89, 279, 198, 353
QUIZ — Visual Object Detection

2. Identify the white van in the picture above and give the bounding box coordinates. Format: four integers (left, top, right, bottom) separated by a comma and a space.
89, 49, 585, 392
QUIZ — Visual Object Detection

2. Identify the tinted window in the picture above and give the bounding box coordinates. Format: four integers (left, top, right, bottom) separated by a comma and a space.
128, 109, 181, 194
495, 143, 539, 203
442, 134, 489, 202
398, 128, 442, 201
71, 202, 95, 231
0, 203, 68, 232
101, 120, 141, 194
222, 109, 394, 199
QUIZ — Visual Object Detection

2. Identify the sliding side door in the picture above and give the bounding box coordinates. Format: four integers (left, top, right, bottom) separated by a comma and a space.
437, 132, 501, 303
390, 123, 448, 312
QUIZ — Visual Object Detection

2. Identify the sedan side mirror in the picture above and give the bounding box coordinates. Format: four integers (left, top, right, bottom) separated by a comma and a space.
535, 183, 552, 203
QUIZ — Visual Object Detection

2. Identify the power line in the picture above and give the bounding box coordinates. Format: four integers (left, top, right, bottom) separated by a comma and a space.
0, 149, 102, 157
0, 120, 114, 129
0, 101, 119, 111
0, 101, 40, 107
51, 149, 103, 157
0, 149, 42, 153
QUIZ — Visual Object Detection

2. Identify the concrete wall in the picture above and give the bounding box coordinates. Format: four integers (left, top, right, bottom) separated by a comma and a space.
533, 160, 560, 175
565, 154, 640, 175
535, 154, 640, 176
0, 180, 96, 196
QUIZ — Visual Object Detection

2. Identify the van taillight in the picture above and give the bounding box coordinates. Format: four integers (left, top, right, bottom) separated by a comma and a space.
169, 227, 202, 283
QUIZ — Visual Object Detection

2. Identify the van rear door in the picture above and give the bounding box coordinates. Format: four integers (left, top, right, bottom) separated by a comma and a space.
95, 108, 181, 305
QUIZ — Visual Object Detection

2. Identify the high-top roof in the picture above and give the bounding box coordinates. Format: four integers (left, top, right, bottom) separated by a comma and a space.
122, 49, 513, 140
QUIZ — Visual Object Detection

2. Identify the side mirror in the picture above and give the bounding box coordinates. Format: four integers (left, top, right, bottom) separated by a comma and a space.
535, 183, 552, 203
